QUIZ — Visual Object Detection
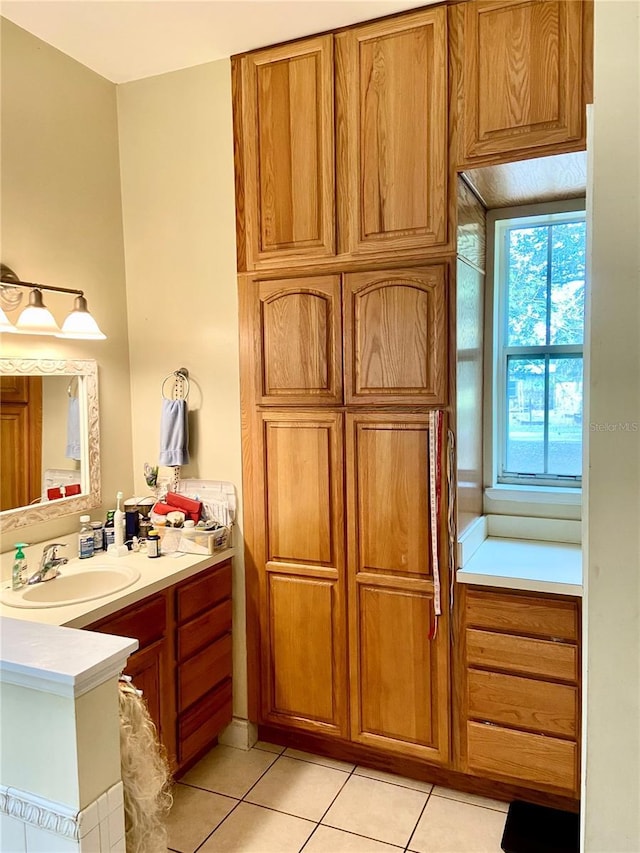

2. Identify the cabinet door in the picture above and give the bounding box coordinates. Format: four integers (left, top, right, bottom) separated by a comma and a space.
237, 36, 335, 269
255, 276, 342, 405
452, 0, 586, 166
344, 267, 447, 406
336, 8, 448, 256
0, 376, 42, 511
124, 639, 167, 744
346, 414, 449, 762
259, 411, 348, 737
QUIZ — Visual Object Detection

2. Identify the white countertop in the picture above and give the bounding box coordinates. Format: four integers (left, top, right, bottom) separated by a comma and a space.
457, 536, 582, 597
0, 547, 235, 628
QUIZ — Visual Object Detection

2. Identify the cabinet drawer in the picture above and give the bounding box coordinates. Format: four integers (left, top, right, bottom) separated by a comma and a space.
178, 633, 232, 711
467, 721, 577, 792
176, 561, 232, 624
468, 669, 578, 738
467, 629, 578, 682
466, 589, 578, 640
177, 599, 232, 662
178, 679, 233, 768
90, 594, 166, 649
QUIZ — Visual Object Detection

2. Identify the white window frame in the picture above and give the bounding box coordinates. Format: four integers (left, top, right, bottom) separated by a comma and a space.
484, 199, 586, 507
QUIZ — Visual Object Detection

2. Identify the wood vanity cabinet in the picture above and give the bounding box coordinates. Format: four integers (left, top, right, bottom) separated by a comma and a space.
458, 586, 581, 797
450, 0, 592, 168
87, 559, 233, 774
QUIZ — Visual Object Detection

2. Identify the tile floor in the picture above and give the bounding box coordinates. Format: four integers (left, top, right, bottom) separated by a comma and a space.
167, 742, 509, 853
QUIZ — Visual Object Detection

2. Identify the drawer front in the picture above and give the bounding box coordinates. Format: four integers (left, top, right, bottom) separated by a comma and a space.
467, 629, 578, 682
468, 669, 578, 738
176, 561, 232, 624
89, 593, 166, 649
178, 633, 232, 711
178, 679, 233, 768
467, 721, 577, 792
466, 589, 579, 641
177, 599, 233, 662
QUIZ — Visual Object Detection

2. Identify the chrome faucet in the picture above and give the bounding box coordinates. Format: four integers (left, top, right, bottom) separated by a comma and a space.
27, 543, 68, 584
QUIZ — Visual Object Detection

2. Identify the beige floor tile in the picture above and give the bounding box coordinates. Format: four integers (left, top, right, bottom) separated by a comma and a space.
408, 795, 506, 853
322, 774, 428, 848
304, 825, 404, 852
284, 747, 356, 772
166, 783, 238, 853
198, 802, 314, 853
431, 785, 509, 813
353, 765, 433, 794
246, 755, 349, 821
180, 744, 278, 798
254, 741, 286, 754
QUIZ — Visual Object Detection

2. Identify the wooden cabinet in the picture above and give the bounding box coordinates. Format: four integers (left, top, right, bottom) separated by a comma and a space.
336, 8, 448, 256
346, 413, 449, 762
234, 36, 335, 269
451, 0, 591, 167
460, 586, 581, 796
344, 267, 447, 405
87, 559, 233, 774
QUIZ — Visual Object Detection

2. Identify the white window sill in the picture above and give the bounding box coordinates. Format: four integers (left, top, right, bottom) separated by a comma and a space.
485, 485, 582, 506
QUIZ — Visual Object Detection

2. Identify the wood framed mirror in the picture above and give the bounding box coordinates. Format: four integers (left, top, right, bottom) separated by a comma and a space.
0, 358, 100, 532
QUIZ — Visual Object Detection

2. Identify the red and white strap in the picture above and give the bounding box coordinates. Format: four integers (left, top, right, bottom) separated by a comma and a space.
428, 410, 443, 639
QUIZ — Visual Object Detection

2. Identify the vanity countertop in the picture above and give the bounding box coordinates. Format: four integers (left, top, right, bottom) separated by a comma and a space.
0, 547, 235, 629
457, 536, 582, 597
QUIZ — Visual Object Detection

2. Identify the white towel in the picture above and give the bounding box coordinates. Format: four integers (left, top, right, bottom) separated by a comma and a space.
65, 396, 81, 461
159, 398, 190, 466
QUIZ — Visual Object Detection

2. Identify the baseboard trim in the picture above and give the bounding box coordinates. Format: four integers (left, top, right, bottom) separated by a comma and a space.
219, 717, 258, 751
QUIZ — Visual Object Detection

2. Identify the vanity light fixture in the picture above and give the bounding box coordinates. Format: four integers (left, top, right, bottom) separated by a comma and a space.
0, 264, 106, 340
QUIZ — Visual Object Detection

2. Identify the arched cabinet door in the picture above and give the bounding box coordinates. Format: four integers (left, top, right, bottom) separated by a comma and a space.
343, 267, 447, 406
256, 276, 343, 406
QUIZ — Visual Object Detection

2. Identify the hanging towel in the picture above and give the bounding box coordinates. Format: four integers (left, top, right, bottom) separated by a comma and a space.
65, 395, 81, 461
159, 398, 190, 466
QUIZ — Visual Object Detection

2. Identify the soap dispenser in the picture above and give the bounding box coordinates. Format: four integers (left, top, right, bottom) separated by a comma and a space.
12, 543, 28, 590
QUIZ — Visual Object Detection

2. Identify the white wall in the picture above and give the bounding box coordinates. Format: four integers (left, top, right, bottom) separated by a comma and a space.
584, 1, 640, 849
116, 62, 247, 718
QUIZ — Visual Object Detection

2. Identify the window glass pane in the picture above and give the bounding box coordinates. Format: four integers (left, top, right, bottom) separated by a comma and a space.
550, 222, 586, 345
507, 227, 548, 346
506, 357, 545, 474
548, 357, 583, 476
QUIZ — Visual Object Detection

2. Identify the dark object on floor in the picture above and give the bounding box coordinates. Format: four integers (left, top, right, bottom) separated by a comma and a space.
501, 800, 580, 853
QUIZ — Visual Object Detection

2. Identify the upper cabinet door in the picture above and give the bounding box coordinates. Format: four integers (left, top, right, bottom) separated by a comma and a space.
256, 275, 343, 406
236, 36, 336, 270
336, 8, 449, 257
344, 267, 447, 406
452, 0, 588, 167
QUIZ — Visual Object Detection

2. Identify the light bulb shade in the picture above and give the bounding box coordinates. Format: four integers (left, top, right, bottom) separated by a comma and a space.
14, 289, 60, 335
0, 305, 16, 333
58, 295, 106, 340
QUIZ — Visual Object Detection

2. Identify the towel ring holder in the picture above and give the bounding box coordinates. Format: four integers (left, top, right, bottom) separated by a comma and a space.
162, 368, 190, 401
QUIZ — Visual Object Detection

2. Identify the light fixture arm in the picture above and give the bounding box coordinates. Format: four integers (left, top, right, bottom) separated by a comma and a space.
1, 264, 84, 298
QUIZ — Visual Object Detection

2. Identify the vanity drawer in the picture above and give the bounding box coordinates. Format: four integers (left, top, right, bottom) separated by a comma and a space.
468, 669, 578, 738
178, 679, 233, 768
90, 593, 167, 649
466, 629, 578, 682
176, 560, 232, 624
467, 721, 577, 792
177, 598, 232, 662
178, 632, 232, 711
466, 589, 578, 641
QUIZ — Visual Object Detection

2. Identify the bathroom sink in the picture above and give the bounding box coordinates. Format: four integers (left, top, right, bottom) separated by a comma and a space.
0, 564, 141, 609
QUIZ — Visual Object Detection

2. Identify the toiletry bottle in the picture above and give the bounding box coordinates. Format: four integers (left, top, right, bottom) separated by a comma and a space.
79, 515, 94, 559
147, 529, 160, 558
103, 510, 116, 549
12, 543, 28, 590
91, 520, 104, 553
114, 491, 126, 548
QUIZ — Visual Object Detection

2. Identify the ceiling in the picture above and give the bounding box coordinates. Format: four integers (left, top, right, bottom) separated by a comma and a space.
1, 1, 431, 83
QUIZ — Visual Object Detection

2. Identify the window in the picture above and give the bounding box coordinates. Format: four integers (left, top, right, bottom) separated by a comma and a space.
493, 208, 586, 488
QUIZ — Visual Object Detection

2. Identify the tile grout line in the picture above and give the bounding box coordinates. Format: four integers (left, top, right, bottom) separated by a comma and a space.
298, 763, 356, 853
404, 789, 433, 853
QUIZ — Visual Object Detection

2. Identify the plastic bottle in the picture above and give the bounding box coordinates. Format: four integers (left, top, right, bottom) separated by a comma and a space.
91, 521, 104, 553
147, 529, 160, 558
114, 491, 126, 548
103, 510, 115, 549
79, 515, 94, 559
12, 543, 28, 590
